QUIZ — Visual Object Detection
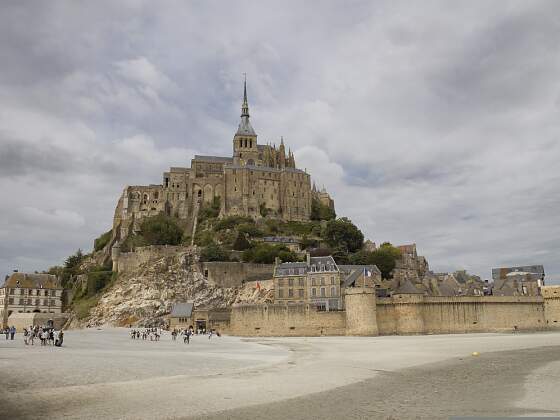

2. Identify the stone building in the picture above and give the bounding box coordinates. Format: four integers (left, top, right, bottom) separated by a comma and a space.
1, 273, 64, 328
111, 80, 334, 244
273, 255, 382, 311
491, 265, 545, 296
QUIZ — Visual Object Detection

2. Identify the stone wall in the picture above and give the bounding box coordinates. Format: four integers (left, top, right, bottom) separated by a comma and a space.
116, 245, 191, 273
542, 285, 560, 330
201, 262, 274, 288
229, 303, 346, 336
228, 292, 557, 337
7, 312, 70, 332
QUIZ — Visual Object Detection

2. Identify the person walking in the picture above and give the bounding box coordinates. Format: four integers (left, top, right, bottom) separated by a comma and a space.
10, 325, 16, 340
55, 330, 64, 347
4, 327, 9, 340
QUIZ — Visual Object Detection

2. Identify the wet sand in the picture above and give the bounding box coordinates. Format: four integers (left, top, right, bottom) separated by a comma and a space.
196, 346, 560, 420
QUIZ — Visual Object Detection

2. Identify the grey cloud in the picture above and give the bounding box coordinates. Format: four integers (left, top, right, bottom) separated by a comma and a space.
0, 1, 559, 284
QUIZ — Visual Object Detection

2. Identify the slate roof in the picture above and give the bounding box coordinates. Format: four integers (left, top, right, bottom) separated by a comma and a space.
2, 273, 61, 289
394, 279, 423, 295
236, 116, 256, 136
170, 302, 194, 317
492, 265, 545, 281
339, 265, 381, 275
193, 155, 233, 163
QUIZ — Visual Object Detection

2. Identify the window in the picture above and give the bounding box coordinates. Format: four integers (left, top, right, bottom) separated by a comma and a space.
278, 289, 284, 298
298, 278, 304, 286
288, 279, 293, 287
19, 298, 23, 305
312, 278, 317, 286
331, 276, 336, 285
331, 287, 336, 297
44, 290, 48, 296
50, 300, 56, 306
320, 288, 326, 297
320, 278, 325, 286
298, 289, 304, 298
288, 289, 294, 297
312, 288, 316, 297
51, 290, 56, 297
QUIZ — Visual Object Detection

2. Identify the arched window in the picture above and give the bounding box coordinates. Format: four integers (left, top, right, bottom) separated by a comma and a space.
197, 190, 202, 198
154, 191, 159, 200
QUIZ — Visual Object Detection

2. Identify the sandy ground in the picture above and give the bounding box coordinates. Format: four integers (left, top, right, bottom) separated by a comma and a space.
1, 328, 560, 419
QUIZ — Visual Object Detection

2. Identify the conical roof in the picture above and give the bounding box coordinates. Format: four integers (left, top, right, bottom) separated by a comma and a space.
394, 278, 423, 295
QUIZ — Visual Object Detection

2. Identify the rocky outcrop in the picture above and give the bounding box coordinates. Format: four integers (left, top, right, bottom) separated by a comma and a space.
79, 246, 272, 327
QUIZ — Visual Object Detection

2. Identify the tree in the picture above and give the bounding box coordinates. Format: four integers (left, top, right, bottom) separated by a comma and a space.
324, 217, 364, 253
140, 214, 184, 246
200, 244, 230, 262
232, 232, 251, 251
310, 198, 336, 221
348, 243, 401, 279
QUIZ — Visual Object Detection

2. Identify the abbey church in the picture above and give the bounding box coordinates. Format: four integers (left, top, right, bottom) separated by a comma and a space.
112, 81, 334, 239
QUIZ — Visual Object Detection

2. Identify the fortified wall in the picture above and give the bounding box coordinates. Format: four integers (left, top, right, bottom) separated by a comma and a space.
229, 287, 560, 336
201, 262, 274, 288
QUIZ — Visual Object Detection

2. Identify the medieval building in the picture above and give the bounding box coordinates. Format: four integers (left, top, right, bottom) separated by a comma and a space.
112, 81, 334, 240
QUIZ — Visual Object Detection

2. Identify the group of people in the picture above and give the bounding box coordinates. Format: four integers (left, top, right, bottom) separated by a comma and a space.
3, 326, 16, 340
23, 326, 64, 347
170, 327, 220, 344
130, 327, 162, 341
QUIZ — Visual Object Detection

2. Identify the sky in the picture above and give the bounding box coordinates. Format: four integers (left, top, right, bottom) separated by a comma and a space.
0, 1, 559, 284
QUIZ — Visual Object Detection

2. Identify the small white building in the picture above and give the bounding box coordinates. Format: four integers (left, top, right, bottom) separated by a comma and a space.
1, 273, 64, 328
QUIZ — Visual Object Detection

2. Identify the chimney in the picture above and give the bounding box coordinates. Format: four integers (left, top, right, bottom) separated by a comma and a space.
306, 252, 311, 266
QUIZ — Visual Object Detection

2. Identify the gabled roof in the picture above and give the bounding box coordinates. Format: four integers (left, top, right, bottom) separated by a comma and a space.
394, 279, 423, 295
170, 302, 194, 318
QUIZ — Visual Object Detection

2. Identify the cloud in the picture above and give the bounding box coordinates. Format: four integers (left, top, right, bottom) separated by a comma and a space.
0, 1, 559, 284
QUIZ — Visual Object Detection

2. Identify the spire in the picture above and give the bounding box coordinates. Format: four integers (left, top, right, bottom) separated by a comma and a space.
236, 75, 256, 136
241, 74, 249, 117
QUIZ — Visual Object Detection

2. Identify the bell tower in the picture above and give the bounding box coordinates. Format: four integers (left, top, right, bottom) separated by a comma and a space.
233, 76, 258, 166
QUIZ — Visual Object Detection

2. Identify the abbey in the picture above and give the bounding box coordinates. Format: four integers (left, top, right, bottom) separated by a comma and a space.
112, 81, 334, 239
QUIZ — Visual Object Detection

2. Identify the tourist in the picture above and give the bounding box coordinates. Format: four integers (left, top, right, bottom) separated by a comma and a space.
4, 327, 8, 340
55, 330, 64, 347
208, 329, 213, 340
10, 325, 16, 340
28, 327, 35, 345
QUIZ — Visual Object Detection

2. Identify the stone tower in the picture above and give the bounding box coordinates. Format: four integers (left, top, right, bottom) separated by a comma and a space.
233, 77, 259, 166
393, 279, 425, 334
345, 287, 378, 336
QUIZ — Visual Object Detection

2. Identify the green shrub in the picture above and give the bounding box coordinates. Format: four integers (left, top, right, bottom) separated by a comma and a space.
238, 223, 264, 238
242, 244, 299, 264
120, 233, 148, 252
200, 244, 230, 262
74, 296, 100, 320
198, 197, 221, 222
140, 214, 184, 246
232, 232, 252, 251
214, 215, 254, 231
94, 229, 112, 252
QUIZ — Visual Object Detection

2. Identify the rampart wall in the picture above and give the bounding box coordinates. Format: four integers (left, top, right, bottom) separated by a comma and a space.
201, 262, 274, 288
542, 285, 560, 329
229, 303, 345, 336
229, 290, 558, 337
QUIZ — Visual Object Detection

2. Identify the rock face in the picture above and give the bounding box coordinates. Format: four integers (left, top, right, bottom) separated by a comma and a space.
84, 246, 271, 327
